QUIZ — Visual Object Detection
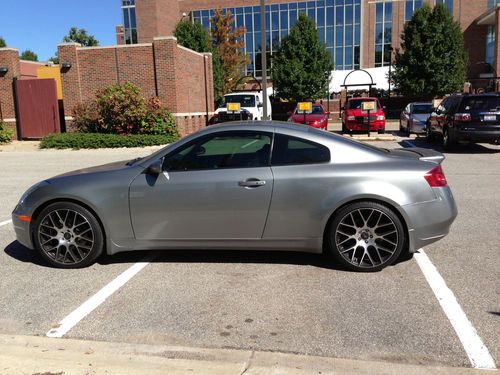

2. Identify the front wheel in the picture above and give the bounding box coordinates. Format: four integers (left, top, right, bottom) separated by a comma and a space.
442, 127, 456, 151
33, 202, 104, 268
327, 202, 405, 272
426, 123, 435, 143
378, 129, 385, 134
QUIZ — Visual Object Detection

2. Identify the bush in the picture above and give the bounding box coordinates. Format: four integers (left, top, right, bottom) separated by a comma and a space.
0, 122, 14, 144
40, 133, 177, 150
73, 83, 179, 137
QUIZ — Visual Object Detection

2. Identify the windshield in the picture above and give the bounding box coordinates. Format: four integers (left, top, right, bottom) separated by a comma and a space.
412, 104, 433, 114
459, 96, 500, 112
347, 99, 378, 110
219, 94, 256, 108
295, 106, 325, 115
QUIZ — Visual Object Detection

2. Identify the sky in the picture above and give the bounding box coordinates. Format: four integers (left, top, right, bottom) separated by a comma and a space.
0, 1, 122, 61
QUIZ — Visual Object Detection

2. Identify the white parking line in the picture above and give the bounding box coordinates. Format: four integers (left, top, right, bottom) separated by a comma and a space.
415, 249, 496, 370
46, 252, 157, 338
0, 219, 12, 227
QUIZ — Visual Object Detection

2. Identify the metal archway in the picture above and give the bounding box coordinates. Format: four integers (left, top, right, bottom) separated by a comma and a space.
339, 69, 377, 114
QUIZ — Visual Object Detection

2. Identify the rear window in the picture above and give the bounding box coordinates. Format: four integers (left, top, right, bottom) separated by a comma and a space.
271, 134, 330, 166
459, 97, 500, 112
412, 104, 433, 114
347, 99, 379, 110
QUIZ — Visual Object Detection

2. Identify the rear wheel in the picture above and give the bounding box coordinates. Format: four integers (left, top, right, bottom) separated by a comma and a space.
378, 129, 385, 134
406, 122, 411, 137
327, 201, 405, 272
426, 123, 435, 143
33, 202, 104, 268
342, 122, 348, 133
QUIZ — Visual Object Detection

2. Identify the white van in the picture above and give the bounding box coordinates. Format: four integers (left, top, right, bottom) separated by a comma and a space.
213, 91, 272, 123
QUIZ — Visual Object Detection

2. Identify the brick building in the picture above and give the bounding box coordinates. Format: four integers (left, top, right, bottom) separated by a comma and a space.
121, 0, 500, 91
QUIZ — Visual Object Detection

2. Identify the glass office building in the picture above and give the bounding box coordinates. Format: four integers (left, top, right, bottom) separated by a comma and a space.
121, 0, 456, 77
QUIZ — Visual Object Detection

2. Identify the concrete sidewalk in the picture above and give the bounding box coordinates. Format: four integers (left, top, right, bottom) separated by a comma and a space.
0, 334, 488, 375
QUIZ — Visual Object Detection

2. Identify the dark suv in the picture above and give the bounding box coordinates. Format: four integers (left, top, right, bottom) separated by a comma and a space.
426, 93, 500, 150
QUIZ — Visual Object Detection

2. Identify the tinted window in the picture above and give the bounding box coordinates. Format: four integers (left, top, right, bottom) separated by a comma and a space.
311, 106, 325, 114
459, 96, 500, 112
347, 99, 379, 110
412, 104, 433, 114
164, 131, 272, 171
219, 95, 256, 108
271, 134, 330, 166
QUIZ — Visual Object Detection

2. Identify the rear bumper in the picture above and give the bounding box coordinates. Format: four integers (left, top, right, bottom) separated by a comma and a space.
455, 129, 500, 143
401, 186, 457, 252
410, 121, 426, 134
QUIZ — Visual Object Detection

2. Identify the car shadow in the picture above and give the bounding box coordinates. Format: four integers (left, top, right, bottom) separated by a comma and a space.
4, 240, 413, 272
398, 137, 500, 154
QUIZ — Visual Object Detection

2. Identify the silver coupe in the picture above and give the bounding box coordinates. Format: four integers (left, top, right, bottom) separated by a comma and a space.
12, 122, 457, 271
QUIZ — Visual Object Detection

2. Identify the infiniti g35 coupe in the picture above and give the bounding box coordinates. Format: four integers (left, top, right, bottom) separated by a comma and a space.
12, 122, 457, 272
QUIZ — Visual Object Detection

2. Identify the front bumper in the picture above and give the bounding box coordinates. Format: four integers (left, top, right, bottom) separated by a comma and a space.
402, 186, 457, 252
12, 205, 34, 250
345, 120, 385, 131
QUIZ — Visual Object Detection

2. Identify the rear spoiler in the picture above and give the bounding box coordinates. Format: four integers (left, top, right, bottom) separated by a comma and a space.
392, 147, 445, 164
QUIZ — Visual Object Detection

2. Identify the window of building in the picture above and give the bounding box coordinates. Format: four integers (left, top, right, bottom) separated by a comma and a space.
405, 0, 423, 22
486, 25, 495, 67
192, 1, 361, 77
488, 0, 500, 7
271, 134, 330, 166
122, 3, 137, 44
436, 0, 453, 14
375, 2, 392, 67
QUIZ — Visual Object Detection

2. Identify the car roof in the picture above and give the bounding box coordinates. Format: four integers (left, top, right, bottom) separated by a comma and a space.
348, 97, 378, 100
410, 102, 432, 105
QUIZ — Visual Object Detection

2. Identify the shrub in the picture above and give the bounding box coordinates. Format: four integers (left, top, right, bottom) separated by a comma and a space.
73, 83, 179, 137
0, 122, 14, 144
40, 133, 177, 150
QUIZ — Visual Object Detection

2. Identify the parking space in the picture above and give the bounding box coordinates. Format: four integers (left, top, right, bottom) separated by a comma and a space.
0, 135, 498, 369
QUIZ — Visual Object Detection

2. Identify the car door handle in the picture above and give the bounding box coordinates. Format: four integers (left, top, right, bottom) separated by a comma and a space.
238, 179, 266, 187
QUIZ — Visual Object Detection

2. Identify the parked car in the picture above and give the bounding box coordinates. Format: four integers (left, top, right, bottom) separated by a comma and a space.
13, 122, 456, 272
212, 91, 272, 123
287, 103, 329, 130
342, 97, 386, 134
426, 93, 500, 150
400, 102, 433, 136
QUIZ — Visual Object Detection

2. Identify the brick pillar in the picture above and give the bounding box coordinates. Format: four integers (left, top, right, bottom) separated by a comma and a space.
58, 43, 82, 118
0, 48, 20, 139
153, 36, 179, 113
136, 0, 180, 43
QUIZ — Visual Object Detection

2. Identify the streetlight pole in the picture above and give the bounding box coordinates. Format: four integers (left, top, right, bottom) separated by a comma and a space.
387, 46, 394, 116
260, 0, 268, 120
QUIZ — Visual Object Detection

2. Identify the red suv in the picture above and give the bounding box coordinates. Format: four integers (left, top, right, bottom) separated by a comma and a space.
342, 97, 386, 134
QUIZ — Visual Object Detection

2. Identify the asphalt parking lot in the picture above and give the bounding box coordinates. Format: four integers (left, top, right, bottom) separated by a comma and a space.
0, 130, 498, 370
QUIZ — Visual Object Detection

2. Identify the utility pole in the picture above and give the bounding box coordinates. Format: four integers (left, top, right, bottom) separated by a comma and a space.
260, 0, 268, 120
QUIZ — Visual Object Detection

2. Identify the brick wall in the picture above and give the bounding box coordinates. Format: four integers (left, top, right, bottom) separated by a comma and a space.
0, 48, 21, 139
58, 37, 214, 137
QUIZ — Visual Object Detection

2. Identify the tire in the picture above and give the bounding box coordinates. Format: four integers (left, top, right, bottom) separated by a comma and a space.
399, 120, 403, 133
442, 127, 456, 151
33, 202, 104, 268
378, 129, 385, 134
406, 122, 411, 137
342, 122, 347, 133
426, 123, 435, 143
326, 201, 405, 272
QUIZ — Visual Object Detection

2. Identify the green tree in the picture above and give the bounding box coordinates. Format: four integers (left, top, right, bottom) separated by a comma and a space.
391, 4, 467, 98
20, 49, 38, 62
271, 14, 333, 101
0, 37, 6, 48
211, 9, 248, 97
63, 27, 99, 47
174, 19, 224, 102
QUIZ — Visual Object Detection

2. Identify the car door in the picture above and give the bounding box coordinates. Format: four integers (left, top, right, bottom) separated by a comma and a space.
263, 133, 331, 239
129, 130, 274, 240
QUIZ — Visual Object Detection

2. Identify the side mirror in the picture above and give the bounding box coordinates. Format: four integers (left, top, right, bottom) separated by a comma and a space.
325, 111, 330, 115
258, 102, 263, 108
287, 111, 292, 116
146, 159, 163, 176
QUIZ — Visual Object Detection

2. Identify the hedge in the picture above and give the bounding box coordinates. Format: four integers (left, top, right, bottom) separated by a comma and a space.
40, 133, 178, 150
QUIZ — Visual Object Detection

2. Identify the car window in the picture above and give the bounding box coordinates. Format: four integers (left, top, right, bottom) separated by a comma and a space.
347, 99, 379, 110
271, 134, 330, 166
459, 96, 500, 112
164, 131, 272, 171
412, 104, 433, 114
311, 106, 325, 114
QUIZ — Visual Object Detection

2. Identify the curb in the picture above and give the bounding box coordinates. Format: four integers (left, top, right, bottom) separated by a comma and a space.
0, 334, 489, 375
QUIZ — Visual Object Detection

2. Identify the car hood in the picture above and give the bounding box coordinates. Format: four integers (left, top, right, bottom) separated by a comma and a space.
291, 114, 326, 122
51, 160, 133, 180
411, 113, 431, 122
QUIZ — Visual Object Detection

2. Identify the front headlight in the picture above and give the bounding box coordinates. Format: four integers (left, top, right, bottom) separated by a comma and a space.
18, 181, 49, 205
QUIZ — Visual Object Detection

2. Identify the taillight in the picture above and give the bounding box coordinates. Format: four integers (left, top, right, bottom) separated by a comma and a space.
424, 165, 447, 187
454, 113, 471, 122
